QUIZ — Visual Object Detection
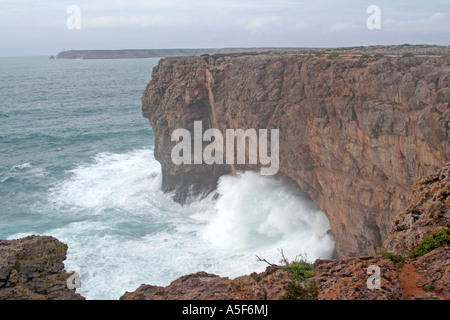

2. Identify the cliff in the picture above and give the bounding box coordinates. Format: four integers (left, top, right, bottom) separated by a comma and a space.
0, 235, 85, 300
55, 48, 309, 60
56, 45, 450, 60
123, 163, 449, 300
142, 50, 450, 258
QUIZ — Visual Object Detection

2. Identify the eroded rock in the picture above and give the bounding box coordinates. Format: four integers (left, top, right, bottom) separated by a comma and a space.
383, 163, 450, 256
120, 266, 290, 300
0, 235, 85, 300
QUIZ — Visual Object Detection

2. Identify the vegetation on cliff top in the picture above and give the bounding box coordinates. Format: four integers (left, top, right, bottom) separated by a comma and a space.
379, 250, 405, 268
280, 252, 318, 300
256, 250, 318, 300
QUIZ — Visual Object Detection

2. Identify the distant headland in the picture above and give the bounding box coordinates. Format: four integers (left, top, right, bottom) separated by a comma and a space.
55, 45, 450, 59
55, 48, 309, 59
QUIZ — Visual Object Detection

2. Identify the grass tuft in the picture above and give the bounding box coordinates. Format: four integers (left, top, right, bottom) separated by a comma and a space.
409, 227, 449, 258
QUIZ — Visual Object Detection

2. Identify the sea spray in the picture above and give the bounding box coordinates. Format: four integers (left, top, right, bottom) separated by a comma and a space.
25, 149, 335, 299
199, 171, 334, 261
48, 149, 163, 213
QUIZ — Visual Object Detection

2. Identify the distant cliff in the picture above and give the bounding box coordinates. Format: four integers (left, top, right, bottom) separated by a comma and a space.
55, 48, 309, 59
56, 45, 450, 59
142, 48, 450, 258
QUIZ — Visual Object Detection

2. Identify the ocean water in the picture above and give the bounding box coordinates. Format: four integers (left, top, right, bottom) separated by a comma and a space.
0, 56, 335, 299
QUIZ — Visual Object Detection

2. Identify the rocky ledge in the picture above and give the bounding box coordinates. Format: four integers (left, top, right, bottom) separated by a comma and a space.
0, 235, 84, 300
122, 164, 448, 300
120, 267, 290, 300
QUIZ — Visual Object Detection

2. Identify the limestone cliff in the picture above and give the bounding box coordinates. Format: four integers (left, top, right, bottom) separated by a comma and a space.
142, 50, 450, 258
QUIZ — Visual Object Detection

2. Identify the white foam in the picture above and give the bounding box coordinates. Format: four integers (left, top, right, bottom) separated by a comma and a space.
48, 149, 163, 216
12, 163, 32, 170
1, 163, 35, 182
197, 171, 334, 263
29, 167, 48, 177
41, 149, 334, 299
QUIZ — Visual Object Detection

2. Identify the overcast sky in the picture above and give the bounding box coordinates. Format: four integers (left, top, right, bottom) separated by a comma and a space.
0, 0, 449, 56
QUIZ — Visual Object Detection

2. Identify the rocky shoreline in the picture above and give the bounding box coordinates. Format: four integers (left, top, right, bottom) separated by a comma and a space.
0, 235, 84, 300
1, 164, 448, 300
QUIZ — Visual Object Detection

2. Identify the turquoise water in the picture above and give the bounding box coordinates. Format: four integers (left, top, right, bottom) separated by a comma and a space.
1, 57, 156, 235
0, 57, 334, 299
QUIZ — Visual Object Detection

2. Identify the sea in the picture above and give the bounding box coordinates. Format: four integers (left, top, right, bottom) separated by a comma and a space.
0, 56, 335, 299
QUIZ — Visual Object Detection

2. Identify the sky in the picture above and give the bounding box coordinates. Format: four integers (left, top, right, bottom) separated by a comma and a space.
0, 0, 449, 56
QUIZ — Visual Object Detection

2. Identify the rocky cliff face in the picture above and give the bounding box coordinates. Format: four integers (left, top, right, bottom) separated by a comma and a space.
383, 164, 450, 255
143, 52, 450, 258
0, 235, 84, 300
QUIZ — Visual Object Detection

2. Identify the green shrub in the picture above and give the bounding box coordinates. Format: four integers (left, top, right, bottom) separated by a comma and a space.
422, 283, 434, 292
257, 251, 319, 300
283, 281, 318, 300
360, 54, 371, 60
285, 260, 314, 282
282, 254, 318, 300
327, 52, 339, 59
379, 250, 404, 268
409, 227, 450, 258
402, 52, 415, 58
